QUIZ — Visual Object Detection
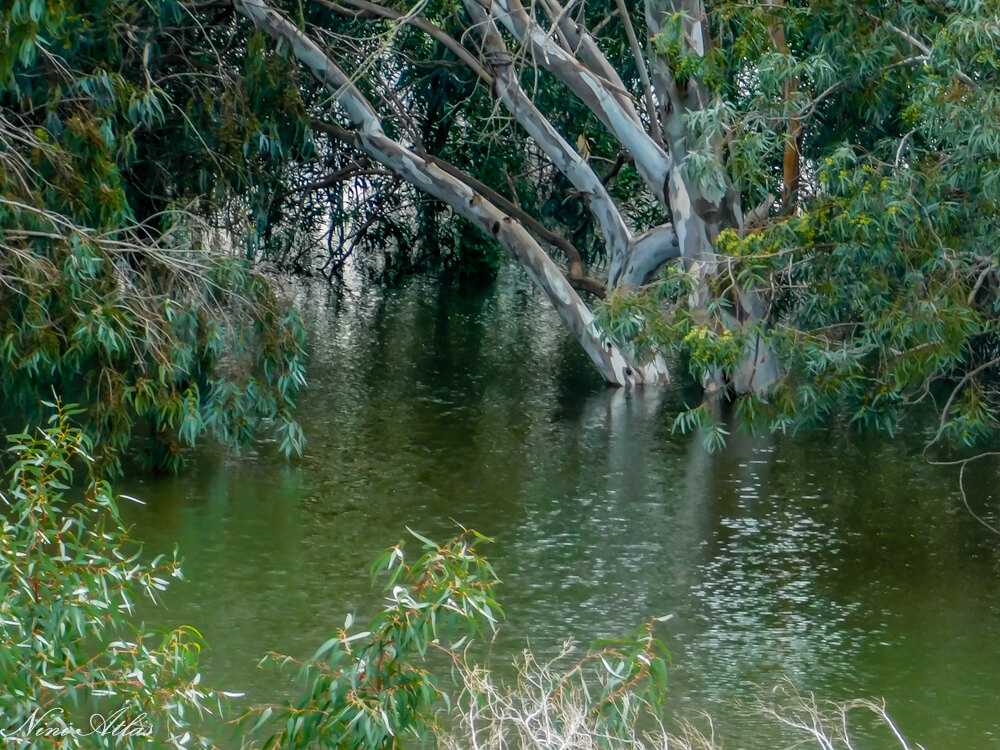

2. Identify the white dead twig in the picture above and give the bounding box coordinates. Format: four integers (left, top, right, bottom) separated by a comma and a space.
438, 646, 920, 750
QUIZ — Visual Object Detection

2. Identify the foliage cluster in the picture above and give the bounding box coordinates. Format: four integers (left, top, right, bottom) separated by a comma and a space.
601, 0, 1000, 449
1, 0, 311, 472
0, 403, 230, 748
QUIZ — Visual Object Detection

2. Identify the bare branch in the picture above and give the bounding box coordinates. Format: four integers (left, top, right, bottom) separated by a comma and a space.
311, 0, 493, 84
234, 0, 667, 384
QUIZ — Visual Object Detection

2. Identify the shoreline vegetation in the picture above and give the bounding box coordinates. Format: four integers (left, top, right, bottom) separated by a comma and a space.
1, 406, 922, 749
1, 0, 996, 745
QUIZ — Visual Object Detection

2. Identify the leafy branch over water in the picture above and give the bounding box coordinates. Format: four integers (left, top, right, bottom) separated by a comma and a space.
0, 401, 233, 748
0, 406, 922, 749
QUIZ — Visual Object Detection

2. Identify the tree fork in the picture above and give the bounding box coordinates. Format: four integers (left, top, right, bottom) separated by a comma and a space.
232, 0, 668, 385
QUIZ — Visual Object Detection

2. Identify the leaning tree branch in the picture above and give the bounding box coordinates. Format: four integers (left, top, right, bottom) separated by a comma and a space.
463, 0, 634, 280
533, 0, 641, 126
619, 223, 680, 286
234, 0, 667, 385
315, 0, 643, 293
489, 0, 674, 208
414, 147, 606, 296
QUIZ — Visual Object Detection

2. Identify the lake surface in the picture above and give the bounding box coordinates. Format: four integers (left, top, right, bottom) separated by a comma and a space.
120, 272, 1000, 748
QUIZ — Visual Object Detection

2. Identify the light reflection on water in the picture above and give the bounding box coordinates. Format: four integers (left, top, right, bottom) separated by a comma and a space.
120, 272, 1000, 748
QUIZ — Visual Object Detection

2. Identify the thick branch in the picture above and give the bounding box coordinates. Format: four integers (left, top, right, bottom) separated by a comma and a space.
617, 223, 680, 286
318, 123, 647, 379
234, 0, 665, 384
490, 0, 673, 208
464, 0, 634, 274
535, 0, 642, 126
311, 0, 606, 294
416, 148, 606, 295
237, 0, 380, 131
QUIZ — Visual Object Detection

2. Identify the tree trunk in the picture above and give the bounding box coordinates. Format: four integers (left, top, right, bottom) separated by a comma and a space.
644, 0, 781, 395
234, 0, 669, 387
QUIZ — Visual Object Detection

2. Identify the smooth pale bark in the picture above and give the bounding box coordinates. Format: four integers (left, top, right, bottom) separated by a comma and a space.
640, 0, 722, 342
729, 292, 781, 394
617, 223, 680, 287
466, 0, 683, 294
234, 0, 669, 386
533, 0, 642, 127
415, 148, 606, 296
643, 0, 744, 239
462, 0, 634, 276
643, 0, 779, 394
644, 0, 721, 255
490, 0, 673, 208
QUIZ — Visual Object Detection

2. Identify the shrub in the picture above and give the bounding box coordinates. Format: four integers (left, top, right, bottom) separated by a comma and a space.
0, 401, 231, 748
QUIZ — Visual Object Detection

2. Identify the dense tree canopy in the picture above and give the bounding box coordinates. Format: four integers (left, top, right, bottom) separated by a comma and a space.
1, 0, 309, 472
2, 0, 998, 461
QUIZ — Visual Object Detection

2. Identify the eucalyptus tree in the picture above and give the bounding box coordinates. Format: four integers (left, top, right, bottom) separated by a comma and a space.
5, 0, 999, 452
232, 0, 1000, 444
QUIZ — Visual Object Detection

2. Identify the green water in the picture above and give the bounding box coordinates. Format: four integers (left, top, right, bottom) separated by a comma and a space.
120, 273, 1000, 748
